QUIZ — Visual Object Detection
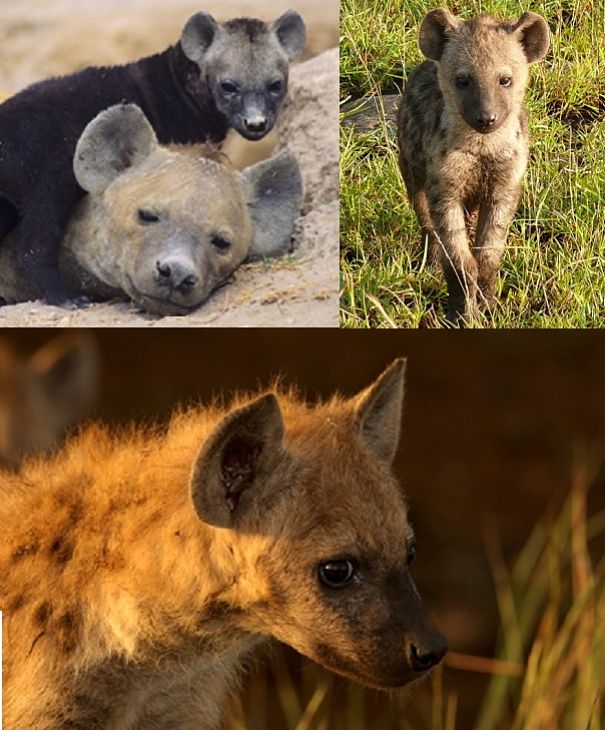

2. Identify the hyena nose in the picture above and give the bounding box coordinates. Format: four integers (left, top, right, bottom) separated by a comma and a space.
244, 115, 268, 133
408, 630, 448, 672
476, 112, 498, 129
155, 258, 199, 295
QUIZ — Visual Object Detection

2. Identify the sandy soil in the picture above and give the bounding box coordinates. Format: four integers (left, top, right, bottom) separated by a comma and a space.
0, 0, 338, 327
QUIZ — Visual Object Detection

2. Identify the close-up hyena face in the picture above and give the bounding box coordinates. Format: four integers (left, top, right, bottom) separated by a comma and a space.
257, 443, 447, 689
103, 150, 251, 316
194, 361, 448, 690
420, 10, 549, 134
181, 11, 306, 140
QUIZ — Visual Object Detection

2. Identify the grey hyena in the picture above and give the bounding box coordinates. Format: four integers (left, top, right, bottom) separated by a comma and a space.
0, 104, 302, 316
1, 360, 446, 729
397, 9, 549, 322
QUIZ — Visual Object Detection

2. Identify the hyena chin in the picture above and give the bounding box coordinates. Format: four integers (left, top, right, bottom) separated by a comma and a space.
0, 359, 446, 730
397, 9, 549, 323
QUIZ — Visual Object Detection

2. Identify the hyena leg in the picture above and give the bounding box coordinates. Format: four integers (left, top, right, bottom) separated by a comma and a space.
0, 197, 19, 241
411, 188, 440, 266
474, 191, 519, 308
400, 159, 440, 266
430, 200, 478, 324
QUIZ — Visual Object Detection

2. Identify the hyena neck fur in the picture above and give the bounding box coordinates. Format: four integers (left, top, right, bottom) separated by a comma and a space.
59, 198, 125, 299
126, 45, 228, 145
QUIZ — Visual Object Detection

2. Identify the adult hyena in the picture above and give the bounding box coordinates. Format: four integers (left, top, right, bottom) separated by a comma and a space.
0, 360, 446, 729
398, 9, 549, 323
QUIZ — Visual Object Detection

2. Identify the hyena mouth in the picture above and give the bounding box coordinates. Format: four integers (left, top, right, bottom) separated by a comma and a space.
126, 277, 197, 316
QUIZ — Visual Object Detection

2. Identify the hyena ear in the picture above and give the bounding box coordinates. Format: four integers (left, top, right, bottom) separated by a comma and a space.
511, 12, 550, 64
419, 8, 462, 61
242, 152, 303, 260
180, 12, 220, 65
353, 359, 406, 465
190, 394, 284, 529
272, 10, 307, 61
73, 103, 157, 194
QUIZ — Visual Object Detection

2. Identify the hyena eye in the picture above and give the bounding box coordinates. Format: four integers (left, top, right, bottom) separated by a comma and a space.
318, 559, 357, 588
211, 235, 231, 252
268, 80, 284, 95
138, 209, 160, 224
455, 75, 471, 88
220, 81, 238, 95
406, 542, 416, 567
500, 77, 512, 87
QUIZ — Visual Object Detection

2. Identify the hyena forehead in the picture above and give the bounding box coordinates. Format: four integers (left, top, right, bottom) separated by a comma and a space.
206, 21, 289, 83
281, 411, 413, 556
105, 149, 247, 223
444, 17, 532, 79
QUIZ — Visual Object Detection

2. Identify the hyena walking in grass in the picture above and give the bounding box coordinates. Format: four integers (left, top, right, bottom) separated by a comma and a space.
0, 360, 446, 730
398, 9, 549, 323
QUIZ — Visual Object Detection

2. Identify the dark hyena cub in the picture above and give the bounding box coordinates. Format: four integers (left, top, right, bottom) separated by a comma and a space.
397, 9, 549, 322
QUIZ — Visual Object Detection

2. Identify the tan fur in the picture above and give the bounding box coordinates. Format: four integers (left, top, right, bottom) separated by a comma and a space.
1, 361, 446, 729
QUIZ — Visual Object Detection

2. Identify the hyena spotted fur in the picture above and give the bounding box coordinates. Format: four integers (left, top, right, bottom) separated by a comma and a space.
398, 9, 549, 322
0, 361, 446, 730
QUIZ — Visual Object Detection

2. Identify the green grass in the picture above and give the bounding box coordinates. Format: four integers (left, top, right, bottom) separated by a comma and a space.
226, 463, 605, 729
340, 0, 605, 328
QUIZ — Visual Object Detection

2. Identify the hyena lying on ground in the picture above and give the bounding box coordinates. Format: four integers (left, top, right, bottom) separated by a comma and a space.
0, 360, 446, 729
398, 9, 549, 323
0, 9, 305, 305
0, 104, 302, 316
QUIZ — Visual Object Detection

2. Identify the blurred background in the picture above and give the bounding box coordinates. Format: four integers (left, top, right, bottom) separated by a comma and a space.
1, 329, 604, 729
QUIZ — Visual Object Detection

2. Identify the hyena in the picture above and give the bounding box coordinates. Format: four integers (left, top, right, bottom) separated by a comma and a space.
397, 9, 549, 323
0, 104, 302, 316
0, 360, 446, 730
0, 10, 306, 305
0, 334, 98, 469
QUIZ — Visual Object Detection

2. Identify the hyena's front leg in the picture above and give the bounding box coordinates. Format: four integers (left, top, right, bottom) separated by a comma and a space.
429, 197, 478, 323
411, 188, 440, 266
473, 186, 521, 308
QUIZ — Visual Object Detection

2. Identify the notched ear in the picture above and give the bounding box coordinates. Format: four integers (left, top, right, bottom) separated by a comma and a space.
73, 103, 157, 194
190, 394, 284, 529
419, 8, 462, 61
181, 11, 220, 65
511, 12, 550, 64
242, 152, 303, 260
354, 359, 406, 465
272, 10, 306, 61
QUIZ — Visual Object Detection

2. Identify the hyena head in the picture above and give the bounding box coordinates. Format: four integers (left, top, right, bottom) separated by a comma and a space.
190, 360, 447, 688
73, 104, 302, 315
180, 10, 306, 140
419, 9, 549, 134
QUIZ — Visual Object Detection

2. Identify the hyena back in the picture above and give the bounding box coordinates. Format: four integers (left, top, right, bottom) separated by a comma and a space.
0, 361, 446, 730
398, 9, 549, 322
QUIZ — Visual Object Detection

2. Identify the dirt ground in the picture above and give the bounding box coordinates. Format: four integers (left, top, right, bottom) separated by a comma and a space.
0, 0, 338, 327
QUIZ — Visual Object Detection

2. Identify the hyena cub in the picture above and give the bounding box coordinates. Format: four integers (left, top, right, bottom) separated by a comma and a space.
1, 360, 446, 730
398, 9, 549, 322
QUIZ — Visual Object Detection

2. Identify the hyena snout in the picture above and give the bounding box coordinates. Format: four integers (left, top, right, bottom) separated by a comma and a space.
474, 109, 498, 132
406, 622, 448, 673
155, 256, 199, 295
243, 110, 268, 135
